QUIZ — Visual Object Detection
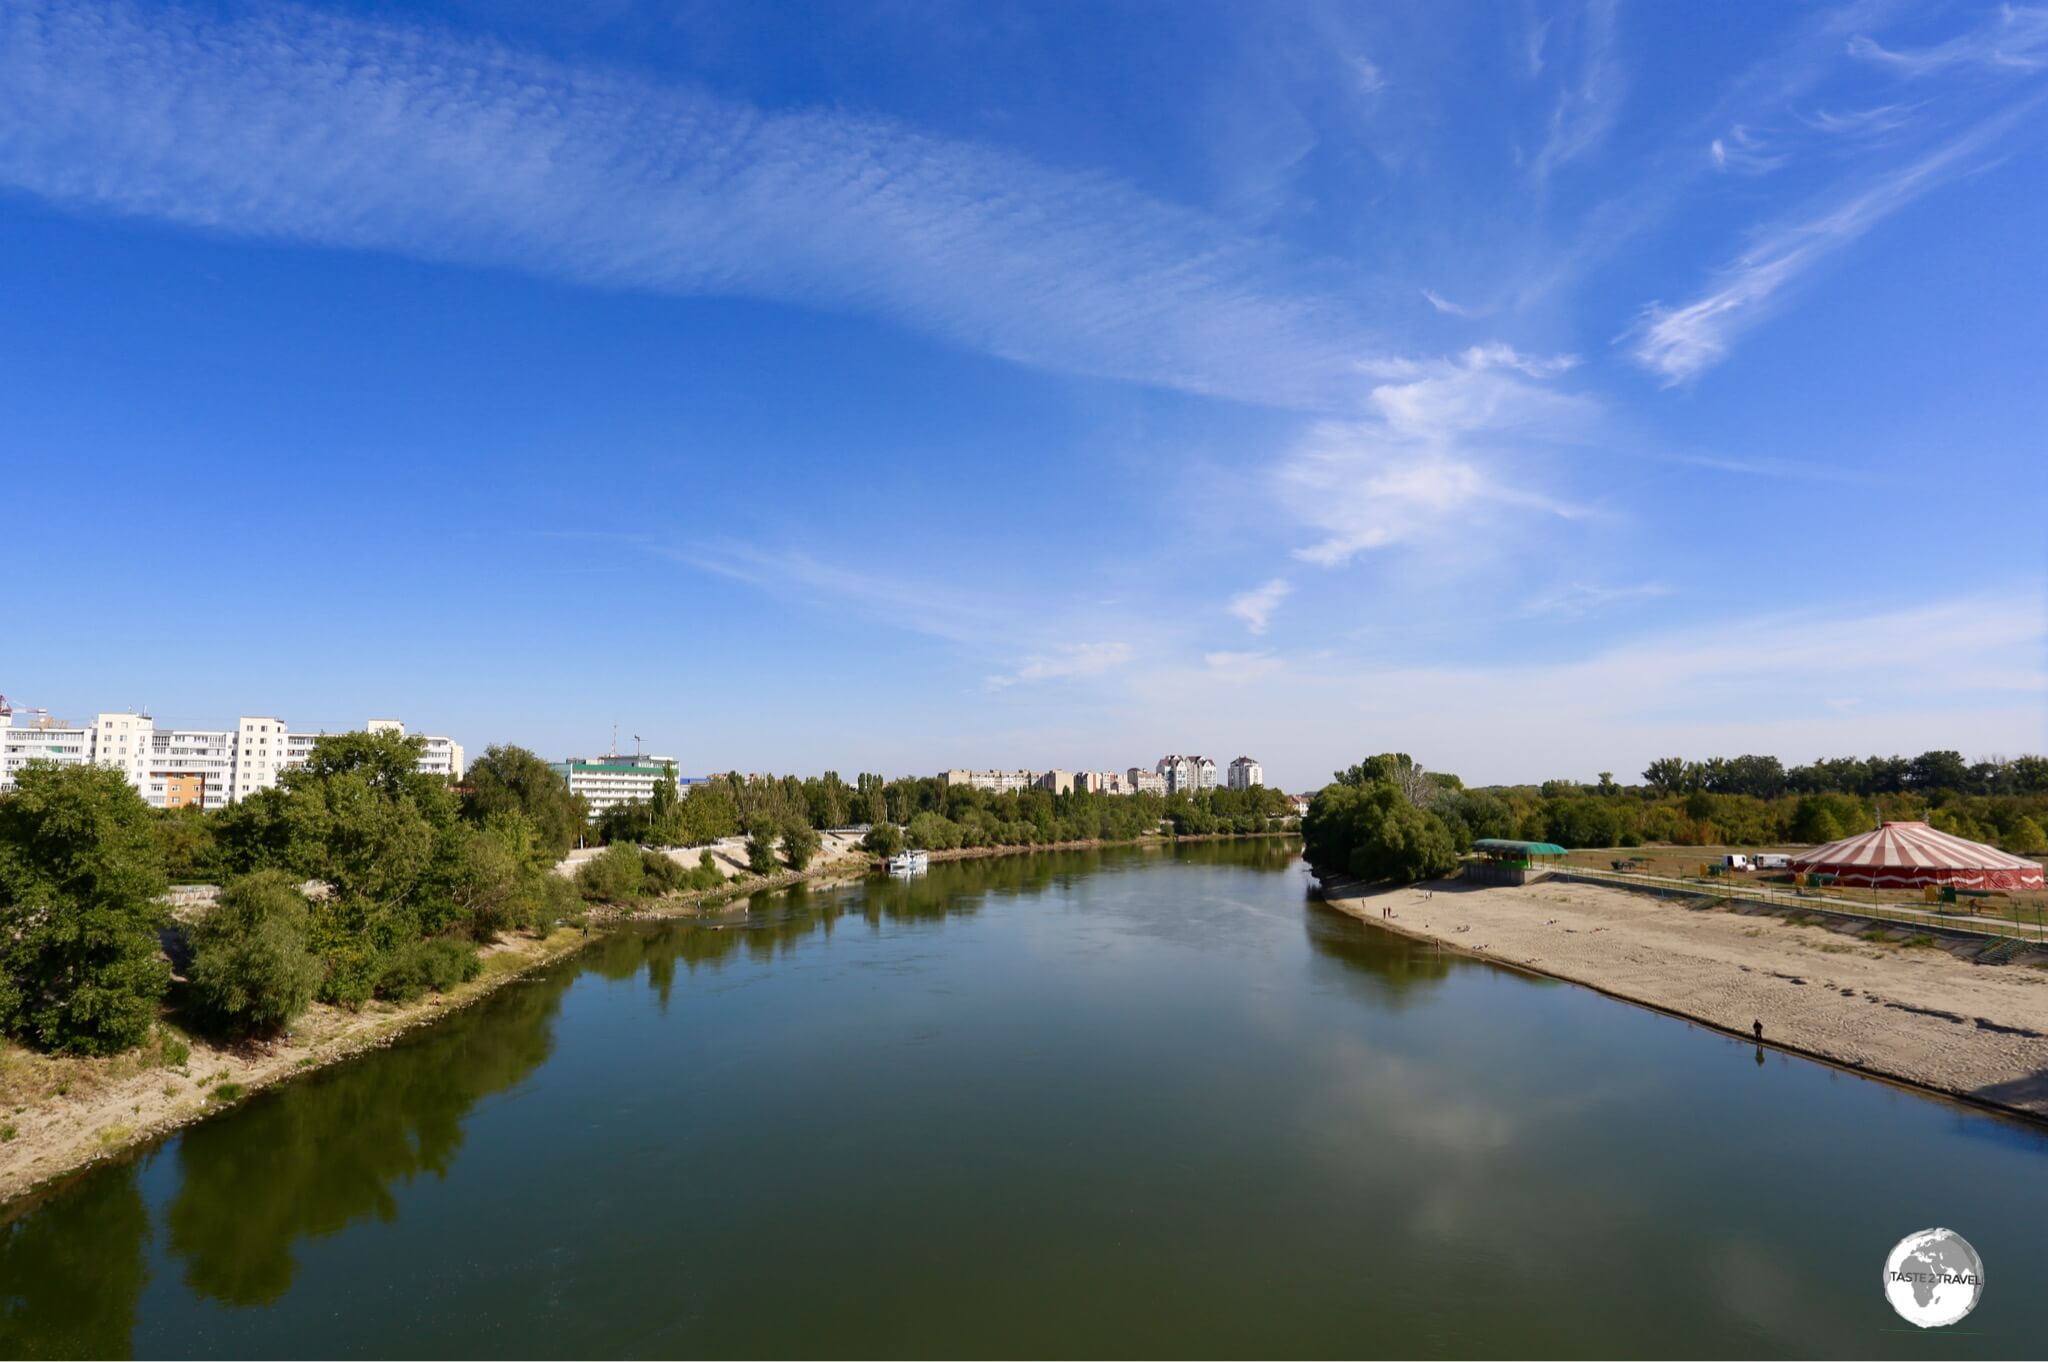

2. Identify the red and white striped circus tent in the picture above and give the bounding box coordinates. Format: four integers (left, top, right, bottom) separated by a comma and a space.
1791, 821, 2045, 890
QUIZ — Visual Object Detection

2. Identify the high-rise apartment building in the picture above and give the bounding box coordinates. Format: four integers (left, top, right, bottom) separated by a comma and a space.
1227, 756, 1264, 790
0, 702, 464, 808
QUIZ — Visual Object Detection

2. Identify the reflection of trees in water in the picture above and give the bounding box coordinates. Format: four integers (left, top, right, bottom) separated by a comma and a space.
163, 964, 572, 1307
0, 1163, 151, 1359
613, 842, 1306, 993
1302, 900, 1460, 1004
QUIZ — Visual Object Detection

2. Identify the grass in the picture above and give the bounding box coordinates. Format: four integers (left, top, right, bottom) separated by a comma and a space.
0, 1124, 15, 1143
210, 1082, 245, 1104
96, 1123, 132, 1147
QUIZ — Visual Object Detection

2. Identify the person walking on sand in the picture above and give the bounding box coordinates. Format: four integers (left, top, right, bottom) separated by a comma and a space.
1753, 1018, 1764, 1043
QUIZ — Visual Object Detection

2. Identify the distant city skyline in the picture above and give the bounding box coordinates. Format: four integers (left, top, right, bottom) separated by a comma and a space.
4, 1, 2044, 791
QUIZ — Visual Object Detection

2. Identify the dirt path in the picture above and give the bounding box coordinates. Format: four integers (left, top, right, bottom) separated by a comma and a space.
1320, 876, 2048, 1121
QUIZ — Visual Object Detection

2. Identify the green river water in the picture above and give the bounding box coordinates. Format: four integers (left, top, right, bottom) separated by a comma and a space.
2, 840, 2044, 1357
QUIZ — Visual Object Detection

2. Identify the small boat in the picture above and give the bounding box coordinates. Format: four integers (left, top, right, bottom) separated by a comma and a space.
886, 849, 929, 875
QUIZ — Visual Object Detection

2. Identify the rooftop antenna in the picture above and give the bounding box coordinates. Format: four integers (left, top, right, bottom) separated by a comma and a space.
611, 721, 618, 758
634, 733, 643, 760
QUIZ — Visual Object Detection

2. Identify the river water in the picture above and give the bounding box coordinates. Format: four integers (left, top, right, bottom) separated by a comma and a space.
2, 840, 2044, 1358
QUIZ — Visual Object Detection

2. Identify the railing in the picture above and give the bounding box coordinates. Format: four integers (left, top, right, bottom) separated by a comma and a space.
1538, 862, 2048, 945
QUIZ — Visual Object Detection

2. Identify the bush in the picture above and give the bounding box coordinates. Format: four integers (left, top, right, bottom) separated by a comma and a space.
189, 871, 325, 1037
318, 945, 381, 1011
862, 823, 904, 858
640, 850, 686, 896
575, 843, 645, 902
375, 938, 481, 1003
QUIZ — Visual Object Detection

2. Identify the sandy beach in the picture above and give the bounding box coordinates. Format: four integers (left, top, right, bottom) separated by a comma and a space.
1320, 875, 2048, 1121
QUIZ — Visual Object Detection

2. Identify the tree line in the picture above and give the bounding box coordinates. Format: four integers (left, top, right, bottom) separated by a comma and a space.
1304, 751, 2048, 888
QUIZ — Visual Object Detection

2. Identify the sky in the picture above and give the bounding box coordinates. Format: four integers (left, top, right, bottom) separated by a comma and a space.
2, 0, 2044, 789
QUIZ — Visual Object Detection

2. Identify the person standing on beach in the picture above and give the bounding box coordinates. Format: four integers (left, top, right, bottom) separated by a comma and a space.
1753, 1019, 1764, 1043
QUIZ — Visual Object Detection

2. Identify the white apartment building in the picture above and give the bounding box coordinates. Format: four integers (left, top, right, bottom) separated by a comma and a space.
1192, 756, 1218, 791
0, 703, 464, 807
550, 755, 678, 818
1227, 756, 1264, 790
1127, 767, 1167, 796
368, 719, 464, 782
1035, 769, 1074, 795
1155, 755, 1191, 795
1076, 770, 1128, 795
939, 769, 1040, 794
0, 712, 93, 791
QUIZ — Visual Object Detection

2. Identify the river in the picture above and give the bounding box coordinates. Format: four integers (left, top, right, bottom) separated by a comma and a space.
2, 840, 2043, 1357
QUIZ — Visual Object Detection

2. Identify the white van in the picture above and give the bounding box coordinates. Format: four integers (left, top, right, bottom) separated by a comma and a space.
1722, 854, 1752, 871
1754, 853, 1791, 870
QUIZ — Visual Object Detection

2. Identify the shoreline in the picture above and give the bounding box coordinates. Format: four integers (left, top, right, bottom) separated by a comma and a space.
1315, 873, 2048, 1129
0, 832, 1291, 1208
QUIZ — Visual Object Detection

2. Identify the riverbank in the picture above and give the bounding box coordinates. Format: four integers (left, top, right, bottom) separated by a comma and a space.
0, 844, 869, 1208
1318, 874, 2048, 1123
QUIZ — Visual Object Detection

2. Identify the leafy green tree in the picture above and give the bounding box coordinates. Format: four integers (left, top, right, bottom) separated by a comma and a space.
189, 871, 324, 1035
782, 818, 822, 871
153, 805, 221, 883
744, 828, 780, 875
862, 823, 904, 858
2003, 816, 2045, 854
0, 763, 172, 1054
461, 745, 586, 859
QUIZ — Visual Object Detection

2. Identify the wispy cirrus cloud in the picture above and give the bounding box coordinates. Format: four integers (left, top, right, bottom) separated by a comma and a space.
0, 0, 1388, 413
1227, 579, 1293, 635
1849, 5, 2048, 76
987, 642, 1134, 691
1526, 0, 1625, 186
1628, 92, 2045, 383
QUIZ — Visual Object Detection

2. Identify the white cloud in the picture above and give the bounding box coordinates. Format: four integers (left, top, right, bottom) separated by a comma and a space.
0, 0, 1387, 413
987, 642, 1134, 690
1849, 6, 2048, 76
1526, 581, 1672, 616
1227, 579, 1293, 634
1202, 650, 1284, 683
1527, 0, 1625, 185
1628, 97, 2043, 383
1349, 54, 1388, 95
1282, 345, 1594, 566
1421, 288, 1474, 317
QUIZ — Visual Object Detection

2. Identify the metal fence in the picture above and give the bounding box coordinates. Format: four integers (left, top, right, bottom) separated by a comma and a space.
1539, 863, 2048, 945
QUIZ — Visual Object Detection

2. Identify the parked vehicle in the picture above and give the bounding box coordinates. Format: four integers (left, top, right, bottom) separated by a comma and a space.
1754, 853, 1791, 870
1722, 854, 1752, 871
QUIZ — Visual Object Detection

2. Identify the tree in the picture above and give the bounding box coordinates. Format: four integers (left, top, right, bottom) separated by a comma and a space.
0, 763, 172, 1054
461, 745, 587, 859
862, 823, 904, 858
744, 827, 781, 875
782, 819, 822, 871
2003, 817, 2045, 854
188, 871, 323, 1036
1303, 779, 1460, 884
1642, 757, 1688, 795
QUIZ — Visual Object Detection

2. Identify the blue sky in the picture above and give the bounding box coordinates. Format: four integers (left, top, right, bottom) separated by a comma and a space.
2, 0, 2044, 789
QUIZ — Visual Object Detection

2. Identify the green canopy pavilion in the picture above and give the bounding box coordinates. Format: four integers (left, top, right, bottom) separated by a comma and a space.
1466, 839, 1568, 885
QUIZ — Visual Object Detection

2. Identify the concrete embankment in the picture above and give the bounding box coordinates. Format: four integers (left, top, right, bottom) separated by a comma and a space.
1318, 874, 2048, 1124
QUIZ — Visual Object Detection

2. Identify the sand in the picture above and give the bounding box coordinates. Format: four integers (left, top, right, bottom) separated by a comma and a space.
1320, 876, 2048, 1121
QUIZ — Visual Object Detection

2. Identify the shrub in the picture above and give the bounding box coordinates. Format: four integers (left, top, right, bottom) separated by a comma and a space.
158, 1032, 192, 1069
189, 871, 325, 1036
319, 945, 381, 1011
639, 850, 687, 896
862, 823, 904, 858
375, 938, 481, 1002
211, 1082, 245, 1103
575, 843, 645, 902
